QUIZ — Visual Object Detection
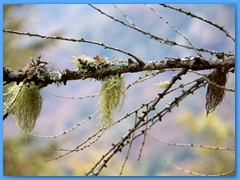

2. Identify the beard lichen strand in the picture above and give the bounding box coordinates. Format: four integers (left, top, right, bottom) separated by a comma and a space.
98, 75, 126, 129
5, 82, 43, 137
205, 68, 228, 116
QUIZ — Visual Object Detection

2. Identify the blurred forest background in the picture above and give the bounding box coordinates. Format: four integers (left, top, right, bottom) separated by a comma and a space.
3, 4, 235, 176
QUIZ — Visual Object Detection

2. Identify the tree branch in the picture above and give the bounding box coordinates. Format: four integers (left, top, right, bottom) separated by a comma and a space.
3, 56, 235, 86
3, 28, 145, 66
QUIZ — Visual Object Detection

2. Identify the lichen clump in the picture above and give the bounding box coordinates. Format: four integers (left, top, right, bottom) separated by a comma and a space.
98, 75, 126, 129
72, 55, 109, 73
205, 68, 227, 116
155, 81, 170, 88
72, 55, 129, 74
4, 82, 43, 137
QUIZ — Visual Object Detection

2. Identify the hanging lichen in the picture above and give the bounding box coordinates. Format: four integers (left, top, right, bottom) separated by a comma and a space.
72, 55, 128, 129
98, 75, 126, 129
205, 68, 227, 116
4, 82, 43, 137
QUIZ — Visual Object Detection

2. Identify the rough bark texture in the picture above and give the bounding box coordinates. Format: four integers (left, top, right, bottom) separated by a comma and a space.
3, 56, 235, 87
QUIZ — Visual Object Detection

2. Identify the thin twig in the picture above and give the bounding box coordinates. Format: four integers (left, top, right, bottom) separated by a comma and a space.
45, 128, 107, 162
3, 29, 144, 65
146, 4, 203, 57
137, 105, 149, 161
119, 111, 138, 175
160, 4, 235, 42
31, 111, 99, 138
191, 71, 235, 92
166, 79, 200, 94
55, 129, 106, 152
126, 71, 161, 90
113, 5, 136, 27
148, 134, 235, 151
164, 159, 235, 176
53, 93, 98, 100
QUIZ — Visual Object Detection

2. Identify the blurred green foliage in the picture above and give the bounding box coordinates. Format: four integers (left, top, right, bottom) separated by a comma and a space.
4, 138, 60, 176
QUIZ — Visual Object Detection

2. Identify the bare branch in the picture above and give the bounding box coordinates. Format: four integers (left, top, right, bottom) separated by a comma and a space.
160, 4, 235, 42
31, 111, 99, 138
164, 159, 235, 176
148, 134, 235, 151
137, 105, 149, 161
3, 29, 144, 65
113, 5, 136, 27
53, 93, 98, 100
119, 111, 138, 175
146, 4, 203, 57
89, 4, 234, 56
45, 128, 107, 162
190, 71, 235, 92
55, 129, 106, 153
126, 70, 162, 90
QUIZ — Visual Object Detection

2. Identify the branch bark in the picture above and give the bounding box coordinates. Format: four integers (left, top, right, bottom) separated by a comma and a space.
4, 56, 235, 86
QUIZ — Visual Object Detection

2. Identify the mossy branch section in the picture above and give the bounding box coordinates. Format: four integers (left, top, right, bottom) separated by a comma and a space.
98, 75, 126, 129
4, 56, 235, 86
4, 82, 42, 137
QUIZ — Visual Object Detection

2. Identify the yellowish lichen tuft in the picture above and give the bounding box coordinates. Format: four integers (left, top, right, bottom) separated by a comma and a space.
4, 82, 43, 137
98, 75, 126, 129
155, 81, 171, 88
72, 55, 95, 69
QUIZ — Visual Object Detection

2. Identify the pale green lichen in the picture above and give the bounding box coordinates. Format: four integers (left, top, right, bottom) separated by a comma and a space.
155, 81, 171, 88
47, 70, 62, 81
116, 59, 128, 66
72, 55, 129, 73
4, 82, 43, 137
98, 75, 126, 129
72, 55, 96, 71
